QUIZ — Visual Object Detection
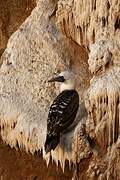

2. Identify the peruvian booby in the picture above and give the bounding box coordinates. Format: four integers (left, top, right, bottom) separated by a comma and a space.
45, 71, 79, 153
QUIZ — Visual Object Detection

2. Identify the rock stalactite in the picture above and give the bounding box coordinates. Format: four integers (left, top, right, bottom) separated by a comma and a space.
56, 0, 120, 48
0, 0, 119, 179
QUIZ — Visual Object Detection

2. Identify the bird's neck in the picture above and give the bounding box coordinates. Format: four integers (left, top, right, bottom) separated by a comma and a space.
60, 83, 75, 92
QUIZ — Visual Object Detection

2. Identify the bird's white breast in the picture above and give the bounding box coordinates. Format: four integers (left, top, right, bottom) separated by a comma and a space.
60, 82, 75, 92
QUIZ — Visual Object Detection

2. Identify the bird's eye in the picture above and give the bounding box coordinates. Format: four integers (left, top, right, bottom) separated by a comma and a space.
59, 76, 65, 82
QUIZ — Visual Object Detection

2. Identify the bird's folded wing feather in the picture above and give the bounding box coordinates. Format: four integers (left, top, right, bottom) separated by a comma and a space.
47, 90, 79, 134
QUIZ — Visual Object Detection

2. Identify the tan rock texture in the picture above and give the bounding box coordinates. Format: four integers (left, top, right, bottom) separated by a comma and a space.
56, 0, 120, 47
0, 0, 119, 179
0, 0, 36, 62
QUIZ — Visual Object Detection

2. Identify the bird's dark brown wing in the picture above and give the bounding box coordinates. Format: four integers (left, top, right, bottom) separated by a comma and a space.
45, 90, 79, 153
48, 90, 79, 132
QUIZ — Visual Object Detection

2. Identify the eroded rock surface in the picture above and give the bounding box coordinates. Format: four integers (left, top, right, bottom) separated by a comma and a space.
0, 0, 36, 61
83, 39, 120, 180
0, 0, 89, 155
56, 0, 120, 47
0, 0, 119, 179
0, 138, 72, 180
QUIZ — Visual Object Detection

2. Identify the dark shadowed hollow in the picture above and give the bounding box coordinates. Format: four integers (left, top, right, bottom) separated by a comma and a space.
0, 138, 73, 180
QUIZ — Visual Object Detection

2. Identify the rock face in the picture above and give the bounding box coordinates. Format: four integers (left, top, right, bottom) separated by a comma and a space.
0, 0, 89, 154
0, 0, 119, 179
56, 0, 120, 47
84, 39, 120, 180
0, 0, 36, 63
0, 138, 73, 180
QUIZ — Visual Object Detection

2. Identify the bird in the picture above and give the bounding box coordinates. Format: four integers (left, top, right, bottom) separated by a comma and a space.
44, 71, 79, 154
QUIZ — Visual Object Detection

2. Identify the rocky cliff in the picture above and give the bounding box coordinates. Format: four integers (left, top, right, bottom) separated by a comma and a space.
0, 0, 36, 63
0, 0, 119, 179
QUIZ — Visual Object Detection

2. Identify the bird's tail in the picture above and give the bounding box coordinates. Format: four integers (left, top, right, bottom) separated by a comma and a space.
45, 134, 60, 154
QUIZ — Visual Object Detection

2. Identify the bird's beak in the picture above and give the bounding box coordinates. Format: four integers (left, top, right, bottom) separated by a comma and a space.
48, 76, 65, 82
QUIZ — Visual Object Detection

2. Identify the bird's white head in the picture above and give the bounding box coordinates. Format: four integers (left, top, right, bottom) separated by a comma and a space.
48, 71, 76, 92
